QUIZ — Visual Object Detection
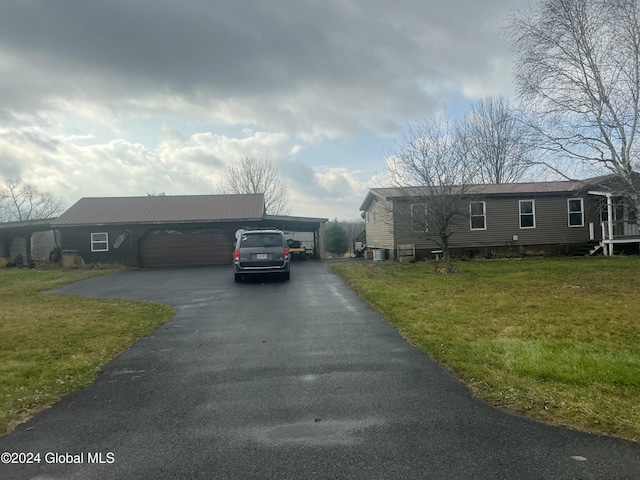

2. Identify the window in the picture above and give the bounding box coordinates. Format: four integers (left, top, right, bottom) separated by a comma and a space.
469, 201, 486, 230
411, 204, 428, 232
91, 232, 109, 252
240, 233, 285, 248
568, 198, 584, 227
367, 210, 376, 223
519, 200, 536, 229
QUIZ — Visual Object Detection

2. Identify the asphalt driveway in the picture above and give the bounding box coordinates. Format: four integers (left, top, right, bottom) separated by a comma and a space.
1, 261, 639, 479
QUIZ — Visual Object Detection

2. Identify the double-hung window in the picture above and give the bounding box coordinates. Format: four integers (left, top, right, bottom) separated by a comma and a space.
469, 201, 486, 230
568, 198, 584, 227
91, 232, 109, 252
519, 200, 536, 229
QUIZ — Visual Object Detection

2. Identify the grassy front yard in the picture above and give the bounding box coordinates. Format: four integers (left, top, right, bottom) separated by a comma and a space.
331, 257, 640, 442
0, 268, 175, 436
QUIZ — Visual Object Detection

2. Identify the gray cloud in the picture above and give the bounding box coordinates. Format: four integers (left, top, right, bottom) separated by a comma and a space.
0, 0, 530, 219
0, 0, 526, 137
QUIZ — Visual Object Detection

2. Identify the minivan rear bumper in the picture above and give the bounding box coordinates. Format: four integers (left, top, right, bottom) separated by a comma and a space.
234, 262, 290, 274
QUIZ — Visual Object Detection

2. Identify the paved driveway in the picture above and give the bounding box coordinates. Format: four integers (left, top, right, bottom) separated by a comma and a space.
1, 261, 639, 479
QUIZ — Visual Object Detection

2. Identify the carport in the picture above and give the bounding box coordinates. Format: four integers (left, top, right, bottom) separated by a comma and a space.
258, 215, 328, 259
0, 218, 58, 265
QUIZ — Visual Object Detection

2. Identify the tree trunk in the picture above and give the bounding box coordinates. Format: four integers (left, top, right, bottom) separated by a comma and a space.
441, 235, 453, 273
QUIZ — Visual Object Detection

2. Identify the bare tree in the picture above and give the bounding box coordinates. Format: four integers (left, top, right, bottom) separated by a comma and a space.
0, 180, 66, 222
508, 0, 640, 210
458, 95, 531, 184
386, 114, 478, 273
216, 157, 290, 215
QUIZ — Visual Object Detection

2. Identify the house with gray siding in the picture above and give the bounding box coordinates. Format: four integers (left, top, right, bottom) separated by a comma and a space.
360, 175, 640, 259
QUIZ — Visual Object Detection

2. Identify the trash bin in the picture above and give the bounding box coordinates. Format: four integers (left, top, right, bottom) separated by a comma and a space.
373, 249, 387, 261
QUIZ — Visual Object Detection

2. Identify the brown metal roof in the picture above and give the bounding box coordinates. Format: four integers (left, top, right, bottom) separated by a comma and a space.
52, 194, 266, 226
372, 180, 586, 198
360, 178, 602, 211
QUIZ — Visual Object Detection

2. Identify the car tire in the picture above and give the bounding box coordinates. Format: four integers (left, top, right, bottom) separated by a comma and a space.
283, 271, 290, 281
234, 273, 242, 283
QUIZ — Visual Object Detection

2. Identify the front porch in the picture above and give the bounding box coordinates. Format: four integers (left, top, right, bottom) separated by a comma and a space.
589, 190, 640, 255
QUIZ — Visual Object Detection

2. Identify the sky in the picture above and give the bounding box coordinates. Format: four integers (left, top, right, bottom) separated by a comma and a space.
0, 0, 531, 221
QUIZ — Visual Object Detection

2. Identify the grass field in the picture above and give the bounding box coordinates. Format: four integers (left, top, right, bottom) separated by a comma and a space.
0, 268, 175, 436
331, 257, 640, 442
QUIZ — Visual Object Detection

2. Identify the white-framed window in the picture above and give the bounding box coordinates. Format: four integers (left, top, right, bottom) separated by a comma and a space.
91, 232, 109, 252
568, 198, 584, 227
519, 200, 536, 229
469, 201, 486, 230
411, 203, 428, 232
367, 210, 376, 223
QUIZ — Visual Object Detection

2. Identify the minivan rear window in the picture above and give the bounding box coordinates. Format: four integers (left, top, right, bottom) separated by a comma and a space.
240, 233, 284, 248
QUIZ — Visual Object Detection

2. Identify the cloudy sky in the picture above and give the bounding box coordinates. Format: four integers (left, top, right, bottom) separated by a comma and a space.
0, 0, 530, 220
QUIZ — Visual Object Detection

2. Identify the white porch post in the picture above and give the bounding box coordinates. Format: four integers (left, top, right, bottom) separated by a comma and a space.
600, 223, 608, 255
607, 193, 614, 256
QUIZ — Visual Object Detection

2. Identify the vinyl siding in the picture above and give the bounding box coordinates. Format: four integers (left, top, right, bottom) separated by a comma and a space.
364, 198, 395, 250
393, 194, 595, 250
59, 226, 146, 266
58, 223, 244, 266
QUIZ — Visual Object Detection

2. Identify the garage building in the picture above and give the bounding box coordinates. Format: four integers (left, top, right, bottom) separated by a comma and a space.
51, 194, 327, 268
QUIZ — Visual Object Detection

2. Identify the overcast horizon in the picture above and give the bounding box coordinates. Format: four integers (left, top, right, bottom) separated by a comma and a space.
0, 0, 530, 220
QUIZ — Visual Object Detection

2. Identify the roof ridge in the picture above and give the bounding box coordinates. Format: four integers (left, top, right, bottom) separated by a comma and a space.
76, 193, 264, 200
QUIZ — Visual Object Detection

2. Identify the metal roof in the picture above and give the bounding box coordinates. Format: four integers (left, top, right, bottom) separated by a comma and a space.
263, 214, 329, 224
52, 194, 266, 226
0, 218, 58, 230
260, 215, 329, 233
0, 217, 58, 237
359, 177, 611, 211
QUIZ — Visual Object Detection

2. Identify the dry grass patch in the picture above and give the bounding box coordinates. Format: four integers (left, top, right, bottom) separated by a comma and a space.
331, 257, 640, 442
0, 268, 175, 435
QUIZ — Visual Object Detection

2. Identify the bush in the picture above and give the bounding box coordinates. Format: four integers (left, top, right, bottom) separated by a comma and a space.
324, 224, 350, 255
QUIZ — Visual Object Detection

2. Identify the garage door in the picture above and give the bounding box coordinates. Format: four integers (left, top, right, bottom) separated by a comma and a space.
140, 228, 233, 268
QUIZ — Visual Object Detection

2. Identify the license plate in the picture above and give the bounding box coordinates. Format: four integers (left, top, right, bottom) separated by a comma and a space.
257, 253, 268, 260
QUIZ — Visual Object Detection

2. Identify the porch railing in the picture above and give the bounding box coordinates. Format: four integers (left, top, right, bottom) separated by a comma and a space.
601, 221, 640, 240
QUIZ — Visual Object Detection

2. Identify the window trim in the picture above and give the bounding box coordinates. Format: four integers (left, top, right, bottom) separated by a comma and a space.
519, 200, 536, 229
567, 197, 584, 227
469, 201, 487, 231
366, 210, 375, 223
91, 232, 109, 252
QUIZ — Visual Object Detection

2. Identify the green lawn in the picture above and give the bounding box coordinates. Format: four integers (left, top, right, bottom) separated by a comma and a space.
331, 257, 640, 442
0, 268, 175, 436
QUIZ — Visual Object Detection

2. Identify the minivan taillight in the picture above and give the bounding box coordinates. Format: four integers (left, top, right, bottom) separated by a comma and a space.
234, 249, 240, 261
283, 247, 289, 260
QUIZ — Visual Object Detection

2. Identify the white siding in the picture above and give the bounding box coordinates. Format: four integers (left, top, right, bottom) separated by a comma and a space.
364, 198, 395, 251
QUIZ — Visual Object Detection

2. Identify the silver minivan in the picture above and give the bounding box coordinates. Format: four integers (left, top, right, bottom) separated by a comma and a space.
233, 229, 290, 282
